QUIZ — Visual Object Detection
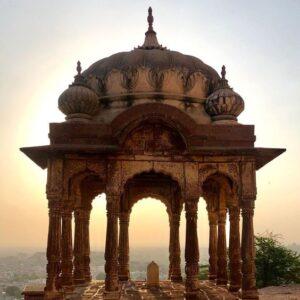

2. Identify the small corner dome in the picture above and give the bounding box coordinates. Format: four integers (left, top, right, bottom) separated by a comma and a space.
205, 66, 244, 124
58, 61, 99, 122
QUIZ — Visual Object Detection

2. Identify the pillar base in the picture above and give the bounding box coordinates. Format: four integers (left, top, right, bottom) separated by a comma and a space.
216, 278, 228, 286
44, 290, 63, 300
228, 284, 241, 293
208, 274, 217, 280
240, 289, 259, 299
84, 275, 92, 283
103, 290, 120, 299
170, 275, 183, 282
118, 275, 130, 282
185, 291, 201, 300
73, 278, 87, 285
61, 285, 74, 293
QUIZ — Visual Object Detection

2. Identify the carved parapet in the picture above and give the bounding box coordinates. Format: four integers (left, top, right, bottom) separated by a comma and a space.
241, 162, 257, 200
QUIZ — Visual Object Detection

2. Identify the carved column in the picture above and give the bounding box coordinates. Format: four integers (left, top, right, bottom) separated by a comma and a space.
104, 194, 119, 292
45, 199, 62, 293
73, 209, 86, 284
82, 208, 92, 283
241, 200, 258, 299
216, 208, 228, 285
169, 213, 182, 282
118, 211, 130, 281
185, 200, 200, 298
60, 208, 73, 289
228, 206, 242, 292
207, 209, 218, 280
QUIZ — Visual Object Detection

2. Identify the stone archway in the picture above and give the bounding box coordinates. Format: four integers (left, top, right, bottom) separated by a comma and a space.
118, 170, 183, 282
202, 172, 242, 292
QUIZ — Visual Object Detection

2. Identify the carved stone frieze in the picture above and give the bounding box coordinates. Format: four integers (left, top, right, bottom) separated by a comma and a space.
123, 122, 186, 154
179, 69, 197, 94
241, 162, 256, 199
147, 67, 165, 91
121, 67, 139, 91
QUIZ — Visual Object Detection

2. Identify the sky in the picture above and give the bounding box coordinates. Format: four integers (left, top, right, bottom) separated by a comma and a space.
0, 0, 299, 252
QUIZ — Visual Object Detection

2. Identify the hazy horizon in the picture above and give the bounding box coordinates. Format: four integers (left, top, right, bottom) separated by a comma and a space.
0, 0, 299, 249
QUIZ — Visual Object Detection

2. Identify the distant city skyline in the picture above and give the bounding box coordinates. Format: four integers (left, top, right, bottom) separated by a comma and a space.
0, 0, 299, 249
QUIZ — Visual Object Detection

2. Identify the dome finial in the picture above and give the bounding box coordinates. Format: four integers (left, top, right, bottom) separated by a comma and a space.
76, 61, 82, 75
218, 64, 230, 89
73, 60, 86, 85
137, 7, 166, 50
147, 7, 154, 30
221, 65, 226, 79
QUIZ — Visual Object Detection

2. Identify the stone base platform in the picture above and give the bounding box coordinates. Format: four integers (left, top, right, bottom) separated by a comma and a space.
65, 280, 237, 299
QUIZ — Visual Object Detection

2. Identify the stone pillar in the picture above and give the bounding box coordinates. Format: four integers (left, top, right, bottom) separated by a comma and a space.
45, 199, 62, 293
104, 194, 119, 292
169, 213, 182, 282
185, 200, 200, 298
216, 209, 228, 285
118, 211, 130, 281
73, 209, 86, 284
82, 208, 92, 283
60, 209, 73, 289
241, 200, 258, 299
207, 210, 218, 280
228, 206, 242, 292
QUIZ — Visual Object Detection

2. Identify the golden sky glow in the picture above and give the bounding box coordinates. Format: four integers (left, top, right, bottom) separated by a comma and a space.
0, 0, 299, 251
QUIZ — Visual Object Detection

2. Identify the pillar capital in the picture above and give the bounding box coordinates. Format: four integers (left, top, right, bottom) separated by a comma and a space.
208, 210, 218, 225
119, 211, 130, 223
170, 213, 181, 225
218, 209, 227, 224
229, 206, 240, 221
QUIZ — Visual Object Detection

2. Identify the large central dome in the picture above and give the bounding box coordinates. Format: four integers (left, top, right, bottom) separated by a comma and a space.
58, 7, 244, 125
82, 7, 219, 103
83, 49, 219, 90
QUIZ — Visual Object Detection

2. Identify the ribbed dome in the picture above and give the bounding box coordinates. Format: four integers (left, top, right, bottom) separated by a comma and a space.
83, 49, 219, 84
80, 7, 220, 104
58, 62, 99, 122
205, 66, 244, 124
57, 7, 245, 126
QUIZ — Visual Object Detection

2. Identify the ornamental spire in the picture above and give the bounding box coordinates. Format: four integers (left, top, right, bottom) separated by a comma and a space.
73, 60, 86, 86
138, 7, 166, 50
218, 65, 231, 89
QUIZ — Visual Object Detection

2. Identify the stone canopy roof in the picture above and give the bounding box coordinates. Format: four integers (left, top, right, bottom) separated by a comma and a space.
83, 49, 220, 86
83, 7, 219, 84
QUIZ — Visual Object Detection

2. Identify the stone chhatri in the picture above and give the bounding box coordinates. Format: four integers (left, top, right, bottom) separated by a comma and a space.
20, 6, 285, 300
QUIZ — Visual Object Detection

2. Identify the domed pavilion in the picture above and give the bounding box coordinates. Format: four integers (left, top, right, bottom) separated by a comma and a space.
21, 7, 285, 300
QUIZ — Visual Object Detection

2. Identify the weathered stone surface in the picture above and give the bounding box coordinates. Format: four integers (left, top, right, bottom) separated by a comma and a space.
147, 261, 160, 288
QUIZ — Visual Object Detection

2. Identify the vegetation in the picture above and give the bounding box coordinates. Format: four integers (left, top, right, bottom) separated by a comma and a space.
12, 273, 39, 282
4, 286, 22, 299
199, 264, 209, 280
96, 272, 106, 280
255, 233, 300, 288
